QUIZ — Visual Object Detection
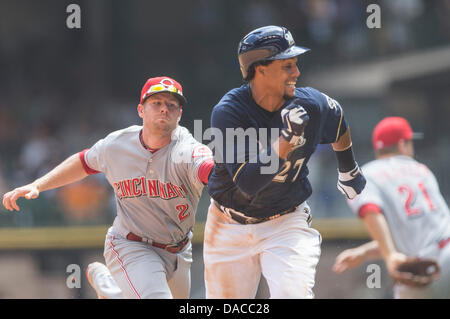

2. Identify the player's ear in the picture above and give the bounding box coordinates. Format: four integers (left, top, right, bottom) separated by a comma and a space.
177, 108, 183, 123
256, 64, 265, 76
137, 104, 144, 119
398, 139, 407, 154
401, 139, 415, 157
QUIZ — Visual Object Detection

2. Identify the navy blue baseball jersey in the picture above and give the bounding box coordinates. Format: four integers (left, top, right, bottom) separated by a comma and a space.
207, 84, 348, 219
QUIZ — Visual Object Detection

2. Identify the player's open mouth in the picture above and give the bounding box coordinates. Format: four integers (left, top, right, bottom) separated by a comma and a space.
286, 81, 296, 89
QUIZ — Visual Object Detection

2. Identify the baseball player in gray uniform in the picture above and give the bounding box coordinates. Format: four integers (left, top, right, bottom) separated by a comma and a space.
2, 76, 214, 299
332, 117, 450, 298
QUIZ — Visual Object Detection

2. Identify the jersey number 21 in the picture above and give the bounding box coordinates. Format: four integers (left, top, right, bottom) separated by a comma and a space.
399, 182, 435, 217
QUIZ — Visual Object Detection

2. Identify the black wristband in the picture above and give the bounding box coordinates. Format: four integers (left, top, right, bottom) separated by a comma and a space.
335, 147, 357, 173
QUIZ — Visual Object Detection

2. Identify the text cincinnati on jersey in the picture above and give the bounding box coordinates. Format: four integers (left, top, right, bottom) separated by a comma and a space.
113, 177, 188, 200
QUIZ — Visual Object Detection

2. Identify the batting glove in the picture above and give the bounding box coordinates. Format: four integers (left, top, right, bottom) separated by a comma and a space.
337, 164, 366, 199
280, 99, 309, 147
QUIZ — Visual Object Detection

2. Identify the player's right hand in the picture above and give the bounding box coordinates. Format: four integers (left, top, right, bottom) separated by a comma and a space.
332, 247, 366, 273
2, 184, 40, 211
280, 99, 309, 145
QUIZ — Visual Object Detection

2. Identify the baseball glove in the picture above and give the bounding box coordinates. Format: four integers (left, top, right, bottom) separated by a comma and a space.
393, 257, 440, 287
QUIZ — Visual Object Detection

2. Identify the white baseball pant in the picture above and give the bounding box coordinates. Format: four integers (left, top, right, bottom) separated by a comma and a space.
203, 200, 322, 298
98, 227, 192, 299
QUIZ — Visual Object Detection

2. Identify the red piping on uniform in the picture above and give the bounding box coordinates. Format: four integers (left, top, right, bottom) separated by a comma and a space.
139, 130, 159, 153
109, 236, 142, 299
438, 237, 450, 249
78, 149, 101, 175
198, 159, 215, 184
358, 203, 382, 218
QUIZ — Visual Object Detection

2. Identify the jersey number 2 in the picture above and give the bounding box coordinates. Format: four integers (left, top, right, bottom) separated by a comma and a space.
398, 182, 435, 217
176, 204, 190, 222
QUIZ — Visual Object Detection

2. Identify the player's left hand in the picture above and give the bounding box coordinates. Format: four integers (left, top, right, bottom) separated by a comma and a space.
387, 253, 440, 287
337, 164, 366, 199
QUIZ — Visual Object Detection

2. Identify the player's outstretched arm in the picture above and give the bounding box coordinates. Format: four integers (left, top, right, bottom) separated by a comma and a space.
332, 241, 381, 273
2, 153, 89, 211
332, 127, 366, 199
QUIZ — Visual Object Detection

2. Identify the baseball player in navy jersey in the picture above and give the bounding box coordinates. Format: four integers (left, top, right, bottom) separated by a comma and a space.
333, 117, 450, 298
2, 76, 214, 299
203, 25, 366, 299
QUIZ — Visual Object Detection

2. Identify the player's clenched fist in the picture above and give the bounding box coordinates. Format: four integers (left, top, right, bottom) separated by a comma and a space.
337, 164, 366, 199
280, 98, 309, 146
2, 184, 40, 211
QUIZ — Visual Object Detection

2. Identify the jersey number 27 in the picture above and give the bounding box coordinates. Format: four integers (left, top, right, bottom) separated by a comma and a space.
273, 158, 305, 183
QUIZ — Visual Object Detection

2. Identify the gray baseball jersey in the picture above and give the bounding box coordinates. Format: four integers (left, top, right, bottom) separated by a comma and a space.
348, 155, 450, 257
83, 125, 212, 244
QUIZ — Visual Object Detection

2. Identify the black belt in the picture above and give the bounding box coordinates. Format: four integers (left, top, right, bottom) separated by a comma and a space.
213, 201, 297, 225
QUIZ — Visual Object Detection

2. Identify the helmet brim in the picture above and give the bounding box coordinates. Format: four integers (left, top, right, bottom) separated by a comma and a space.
266, 46, 310, 61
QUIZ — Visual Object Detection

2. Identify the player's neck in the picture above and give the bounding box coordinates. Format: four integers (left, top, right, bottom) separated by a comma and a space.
376, 152, 411, 160
249, 82, 284, 112
141, 127, 172, 150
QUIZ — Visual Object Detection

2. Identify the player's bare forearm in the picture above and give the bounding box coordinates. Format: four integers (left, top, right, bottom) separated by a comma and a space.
32, 153, 89, 192
332, 127, 352, 151
2, 153, 88, 211
359, 240, 382, 260
361, 212, 398, 261
333, 240, 382, 274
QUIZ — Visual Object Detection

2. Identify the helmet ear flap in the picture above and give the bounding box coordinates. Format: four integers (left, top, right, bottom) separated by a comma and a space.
238, 48, 273, 79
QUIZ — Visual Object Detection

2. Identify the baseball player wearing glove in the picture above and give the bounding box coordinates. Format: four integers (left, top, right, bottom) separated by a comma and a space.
2, 76, 214, 299
204, 26, 366, 299
333, 117, 450, 298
